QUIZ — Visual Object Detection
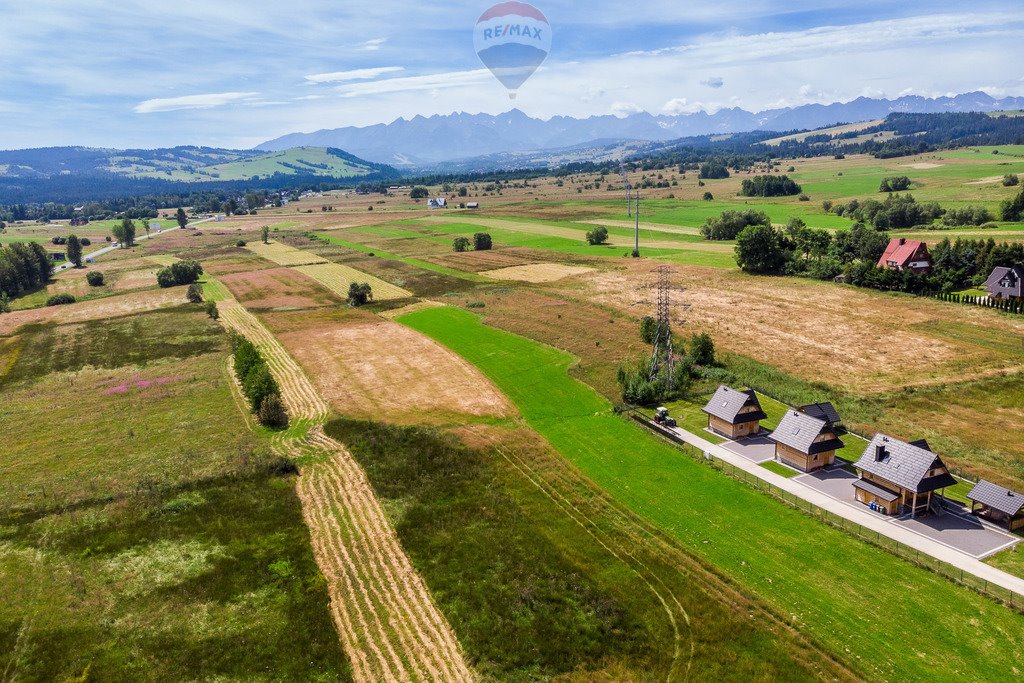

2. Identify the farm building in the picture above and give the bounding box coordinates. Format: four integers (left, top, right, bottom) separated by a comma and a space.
428, 198, 448, 209
966, 480, 1024, 531
853, 435, 957, 516
982, 265, 1024, 301
466, 202, 480, 209
769, 410, 845, 472
702, 385, 767, 439
877, 238, 932, 274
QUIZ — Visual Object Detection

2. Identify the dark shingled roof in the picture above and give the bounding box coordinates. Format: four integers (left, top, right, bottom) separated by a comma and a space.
702, 385, 767, 424
800, 402, 841, 425
855, 434, 957, 494
983, 265, 1024, 299
967, 480, 1024, 517
852, 478, 900, 503
769, 410, 846, 455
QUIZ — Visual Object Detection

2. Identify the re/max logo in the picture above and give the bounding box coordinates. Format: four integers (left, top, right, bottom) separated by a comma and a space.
482, 24, 543, 41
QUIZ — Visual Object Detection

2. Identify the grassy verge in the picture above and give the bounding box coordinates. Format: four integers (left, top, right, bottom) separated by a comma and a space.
760, 461, 800, 478
399, 305, 1024, 682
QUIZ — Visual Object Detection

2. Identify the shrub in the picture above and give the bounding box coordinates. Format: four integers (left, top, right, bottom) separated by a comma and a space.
1002, 188, 1024, 222
409, 186, 430, 199
473, 233, 493, 251
258, 392, 289, 428
46, 293, 76, 306
80, 238, 91, 246
205, 300, 219, 319
798, 194, 810, 202
879, 176, 912, 192
452, 237, 471, 252
702, 192, 714, 201
186, 283, 203, 303
236, 240, 247, 247
156, 259, 204, 288
689, 333, 716, 366
86, 271, 105, 286
585, 226, 608, 245
466, 301, 486, 309
1003, 174, 1019, 187
640, 316, 657, 344
347, 282, 373, 306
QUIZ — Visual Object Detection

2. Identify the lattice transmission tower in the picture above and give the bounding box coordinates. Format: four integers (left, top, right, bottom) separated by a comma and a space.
649, 265, 676, 382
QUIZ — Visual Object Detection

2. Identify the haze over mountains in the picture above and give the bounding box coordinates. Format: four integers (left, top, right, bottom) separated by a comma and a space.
257, 92, 1024, 167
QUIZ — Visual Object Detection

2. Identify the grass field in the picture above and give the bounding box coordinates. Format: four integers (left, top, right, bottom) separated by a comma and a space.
400, 305, 1024, 683
0, 301, 350, 680
327, 417, 858, 681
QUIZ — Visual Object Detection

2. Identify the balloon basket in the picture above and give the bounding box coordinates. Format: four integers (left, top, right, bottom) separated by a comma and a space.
508, 92, 517, 100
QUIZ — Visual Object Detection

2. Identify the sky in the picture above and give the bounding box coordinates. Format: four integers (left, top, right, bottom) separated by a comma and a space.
1, 0, 1022, 150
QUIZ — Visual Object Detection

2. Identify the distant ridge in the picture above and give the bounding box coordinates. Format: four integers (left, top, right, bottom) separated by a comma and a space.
256, 92, 1024, 166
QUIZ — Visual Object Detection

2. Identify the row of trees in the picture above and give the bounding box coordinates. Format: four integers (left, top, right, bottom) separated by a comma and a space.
739, 175, 802, 197
934, 291, 1024, 314
0, 242, 51, 299
233, 335, 289, 428
699, 209, 770, 240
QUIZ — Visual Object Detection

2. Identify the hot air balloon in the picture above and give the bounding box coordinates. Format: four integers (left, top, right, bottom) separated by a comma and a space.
473, 2, 551, 99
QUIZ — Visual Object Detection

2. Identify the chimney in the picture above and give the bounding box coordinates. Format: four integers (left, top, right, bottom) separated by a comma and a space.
875, 444, 886, 462
899, 238, 906, 246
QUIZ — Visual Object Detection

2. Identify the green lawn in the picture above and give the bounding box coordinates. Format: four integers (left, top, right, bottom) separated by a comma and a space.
760, 460, 799, 478
399, 305, 1024, 682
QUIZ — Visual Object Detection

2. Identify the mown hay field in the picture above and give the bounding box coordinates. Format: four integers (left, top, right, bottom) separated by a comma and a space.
245, 239, 328, 266
294, 262, 412, 301
221, 266, 343, 310
482, 263, 595, 283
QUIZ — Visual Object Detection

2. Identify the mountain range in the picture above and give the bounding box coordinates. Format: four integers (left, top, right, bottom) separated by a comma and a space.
257, 92, 1024, 168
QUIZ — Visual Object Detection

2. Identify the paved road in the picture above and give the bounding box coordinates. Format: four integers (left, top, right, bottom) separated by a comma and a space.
665, 423, 1024, 598
54, 217, 214, 271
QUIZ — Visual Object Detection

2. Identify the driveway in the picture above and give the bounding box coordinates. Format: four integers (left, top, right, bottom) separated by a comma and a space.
795, 467, 1018, 558
892, 510, 1019, 559
721, 435, 776, 464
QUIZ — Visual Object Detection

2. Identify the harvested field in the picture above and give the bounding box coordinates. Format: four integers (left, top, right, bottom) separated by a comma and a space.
202, 252, 275, 275
904, 162, 945, 169
215, 287, 472, 680
146, 254, 179, 266
294, 263, 412, 301
584, 219, 703, 236
111, 266, 158, 290
589, 263, 1024, 393
483, 263, 595, 283
245, 240, 328, 266
428, 249, 539, 272
220, 267, 342, 310
273, 314, 513, 423
0, 288, 187, 336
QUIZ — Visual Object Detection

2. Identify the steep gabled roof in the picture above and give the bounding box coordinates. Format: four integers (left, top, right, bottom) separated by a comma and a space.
800, 402, 841, 426
877, 238, 930, 269
770, 410, 846, 455
702, 385, 767, 424
967, 480, 1024, 517
983, 265, 1024, 298
855, 434, 957, 493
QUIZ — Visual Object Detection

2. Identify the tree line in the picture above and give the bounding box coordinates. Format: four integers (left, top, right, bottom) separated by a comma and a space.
232, 335, 289, 428
0, 242, 52, 300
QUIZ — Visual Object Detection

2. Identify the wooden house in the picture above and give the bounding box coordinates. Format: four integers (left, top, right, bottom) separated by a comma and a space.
853, 435, 957, 516
769, 410, 845, 472
800, 402, 842, 428
967, 480, 1024, 531
982, 265, 1024, 301
702, 385, 767, 439
877, 238, 932, 274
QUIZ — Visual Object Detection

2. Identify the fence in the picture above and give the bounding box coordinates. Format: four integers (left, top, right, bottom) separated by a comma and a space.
632, 415, 1024, 612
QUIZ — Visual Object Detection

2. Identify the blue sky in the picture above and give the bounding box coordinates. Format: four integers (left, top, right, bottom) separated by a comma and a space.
1, 0, 1022, 150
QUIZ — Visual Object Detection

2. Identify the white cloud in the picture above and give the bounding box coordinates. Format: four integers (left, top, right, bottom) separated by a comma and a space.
335, 69, 493, 97
358, 38, 387, 51
304, 66, 404, 84
611, 101, 643, 117
134, 92, 260, 114
701, 76, 724, 88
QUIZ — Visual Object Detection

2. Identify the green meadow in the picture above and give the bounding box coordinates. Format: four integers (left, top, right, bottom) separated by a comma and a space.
400, 305, 1024, 683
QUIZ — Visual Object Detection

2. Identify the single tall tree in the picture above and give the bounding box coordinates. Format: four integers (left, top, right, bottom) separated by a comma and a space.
66, 234, 83, 267
112, 218, 136, 248
261, 225, 270, 244
176, 207, 188, 229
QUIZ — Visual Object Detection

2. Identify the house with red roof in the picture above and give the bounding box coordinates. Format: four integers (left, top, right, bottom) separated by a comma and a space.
877, 238, 932, 274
